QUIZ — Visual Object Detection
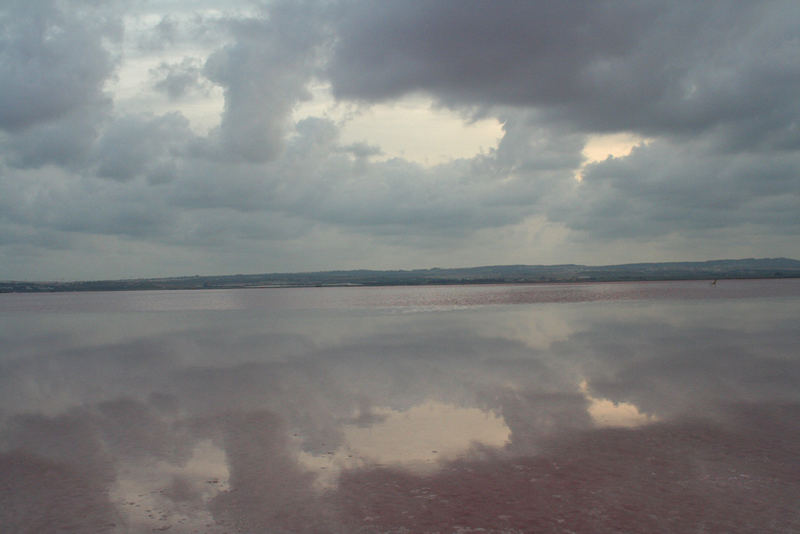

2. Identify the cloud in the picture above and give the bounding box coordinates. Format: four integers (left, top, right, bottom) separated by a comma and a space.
234, 115, 580, 237
0, 0, 798, 280
151, 57, 209, 100
0, 0, 120, 132
327, 1, 800, 145
552, 138, 800, 240
203, 1, 330, 162
2, 105, 109, 169
136, 15, 178, 51
153, 115, 576, 242
93, 112, 195, 183
0, 169, 174, 239
338, 141, 382, 159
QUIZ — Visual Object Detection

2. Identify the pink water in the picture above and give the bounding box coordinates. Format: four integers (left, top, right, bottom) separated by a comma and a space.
1, 279, 799, 532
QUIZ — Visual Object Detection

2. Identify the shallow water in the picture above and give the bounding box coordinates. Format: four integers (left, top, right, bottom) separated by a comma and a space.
1, 279, 799, 533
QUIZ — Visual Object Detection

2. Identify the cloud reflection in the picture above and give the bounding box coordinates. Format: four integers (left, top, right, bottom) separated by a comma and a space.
1, 285, 799, 532
580, 380, 658, 428
299, 401, 510, 488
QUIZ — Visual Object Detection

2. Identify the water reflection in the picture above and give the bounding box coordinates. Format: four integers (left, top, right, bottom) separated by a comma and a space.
580, 380, 657, 428
110, 439, 229, 532
1, 280, 799, 532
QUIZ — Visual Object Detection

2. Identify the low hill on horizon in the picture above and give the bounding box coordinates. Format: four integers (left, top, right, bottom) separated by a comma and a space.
3, 258, 800, 293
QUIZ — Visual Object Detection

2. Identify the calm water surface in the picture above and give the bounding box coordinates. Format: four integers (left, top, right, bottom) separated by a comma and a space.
1, 280, 799, 533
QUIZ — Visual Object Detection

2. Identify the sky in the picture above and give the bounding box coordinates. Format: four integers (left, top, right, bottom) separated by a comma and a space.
1, 0, 798, 281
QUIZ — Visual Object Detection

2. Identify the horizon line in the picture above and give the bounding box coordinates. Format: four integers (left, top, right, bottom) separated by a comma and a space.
3, 256, 799, 285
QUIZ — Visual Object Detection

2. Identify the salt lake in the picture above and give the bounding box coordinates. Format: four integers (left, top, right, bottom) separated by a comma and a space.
1, 279, 799, 532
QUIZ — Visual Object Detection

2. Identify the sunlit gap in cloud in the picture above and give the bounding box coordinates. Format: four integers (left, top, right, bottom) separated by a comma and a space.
574, 132, 652, 182
579, 380, 657, 428
294, 84, 504, 166
106, 11, 227, 135
297, 401, 510, 488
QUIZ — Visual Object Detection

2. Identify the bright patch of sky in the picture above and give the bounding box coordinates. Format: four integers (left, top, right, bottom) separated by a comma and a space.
294, 85, 504, 166
575, 133, 651, 181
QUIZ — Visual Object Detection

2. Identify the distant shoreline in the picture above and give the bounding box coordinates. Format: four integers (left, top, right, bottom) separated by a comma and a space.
3, 258, 799, 294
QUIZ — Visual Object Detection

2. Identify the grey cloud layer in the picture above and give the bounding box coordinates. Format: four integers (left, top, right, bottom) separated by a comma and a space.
1, 0, 798, 278
557, 139, 800, 238
204, 1, 329, 162
0, 1, 119, 132
328, 1, 800, 145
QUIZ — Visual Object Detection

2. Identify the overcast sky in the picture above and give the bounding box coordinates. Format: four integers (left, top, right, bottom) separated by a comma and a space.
1, 1, 798, 280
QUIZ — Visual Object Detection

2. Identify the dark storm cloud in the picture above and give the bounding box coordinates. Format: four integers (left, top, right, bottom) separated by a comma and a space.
328, 1, 800, 145
328, 1, 649, 103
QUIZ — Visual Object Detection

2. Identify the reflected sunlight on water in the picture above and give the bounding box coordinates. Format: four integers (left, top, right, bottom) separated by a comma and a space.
580, 380, 658, 428
110, 440, 230, 533
297, 401, 510, 488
